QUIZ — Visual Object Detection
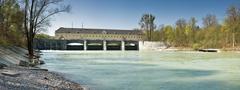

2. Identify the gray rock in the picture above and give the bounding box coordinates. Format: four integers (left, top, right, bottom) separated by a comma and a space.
34, 54, 41, 58
19, 61, 29, 67
39, 60, 45, 65
1, 70, 20, 77
0, 63, 7, 69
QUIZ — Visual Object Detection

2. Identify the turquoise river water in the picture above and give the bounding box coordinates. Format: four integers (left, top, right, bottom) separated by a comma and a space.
40, 51, 240, 90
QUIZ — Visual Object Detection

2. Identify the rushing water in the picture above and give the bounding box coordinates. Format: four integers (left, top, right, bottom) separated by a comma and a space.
40, 51, 240, 90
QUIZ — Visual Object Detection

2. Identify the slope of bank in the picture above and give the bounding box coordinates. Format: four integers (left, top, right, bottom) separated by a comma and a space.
0, 46, 29, 66
0, 46, 84, 90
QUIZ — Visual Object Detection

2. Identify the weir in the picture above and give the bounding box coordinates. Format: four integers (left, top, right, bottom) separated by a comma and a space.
87, 40, 103, 50
125, 41, 139, 50
106, 41, 121, 50
66, 40, 84, 50
34, 39, 140, 51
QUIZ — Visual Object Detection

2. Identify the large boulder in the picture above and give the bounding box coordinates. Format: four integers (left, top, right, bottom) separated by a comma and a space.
39, 60, 45, 65
0, 63, 7, 69
19, 60, 29, 67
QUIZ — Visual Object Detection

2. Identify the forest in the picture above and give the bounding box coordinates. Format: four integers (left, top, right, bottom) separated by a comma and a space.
140, 6, 240, 50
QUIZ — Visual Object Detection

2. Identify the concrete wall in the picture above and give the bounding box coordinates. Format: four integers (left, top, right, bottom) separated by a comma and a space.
139, 41, 166, 51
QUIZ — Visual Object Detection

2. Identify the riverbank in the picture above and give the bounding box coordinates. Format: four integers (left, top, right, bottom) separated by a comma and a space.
154, 47, 240, 52
0, 46, 29, 66
0, 46, 84, 90
0, 66, 83, 90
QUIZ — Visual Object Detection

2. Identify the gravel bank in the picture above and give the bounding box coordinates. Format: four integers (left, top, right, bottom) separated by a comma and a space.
0, 66, 84, 90
0, 46, 84, 90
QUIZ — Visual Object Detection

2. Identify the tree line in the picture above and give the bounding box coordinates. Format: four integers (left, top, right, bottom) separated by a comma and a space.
140, 6, 240, 49
0, 0, 25, 46
0, 0, 69, 61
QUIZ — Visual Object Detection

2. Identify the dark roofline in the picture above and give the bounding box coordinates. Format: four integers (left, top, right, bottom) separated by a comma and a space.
55, 27, 143, 35
56, 27, 138, 31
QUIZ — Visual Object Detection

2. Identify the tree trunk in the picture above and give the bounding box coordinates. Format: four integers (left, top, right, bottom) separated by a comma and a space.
27, 37, 34, 59
27, 0, 35, 60
146, 24, 150, 41
150, 28, 152, 41
232, 33, 235, 48
28, 28, 34, 59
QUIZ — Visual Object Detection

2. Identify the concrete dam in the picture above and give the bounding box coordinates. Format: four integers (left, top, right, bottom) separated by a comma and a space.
34, 27, 143, 51
34, 39, 139, 50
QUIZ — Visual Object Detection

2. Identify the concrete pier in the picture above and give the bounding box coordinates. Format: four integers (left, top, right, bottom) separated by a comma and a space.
84, 40, 87, 51
103, 40, 107, 51
121, 41, 125, 51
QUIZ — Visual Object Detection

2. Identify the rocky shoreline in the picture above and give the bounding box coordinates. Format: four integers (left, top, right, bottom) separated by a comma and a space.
0, 66, 83, 90
0, 46, 84, 90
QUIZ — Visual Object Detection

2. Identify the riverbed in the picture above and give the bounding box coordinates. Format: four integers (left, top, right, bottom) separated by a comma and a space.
40, 51, 240, 90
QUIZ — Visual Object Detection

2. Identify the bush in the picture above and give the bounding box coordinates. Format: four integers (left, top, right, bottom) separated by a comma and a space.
192, 43, 201, 50
0, 38, 10, 46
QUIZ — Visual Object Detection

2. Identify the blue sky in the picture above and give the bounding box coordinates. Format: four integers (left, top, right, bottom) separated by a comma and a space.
47, 0, 240, 36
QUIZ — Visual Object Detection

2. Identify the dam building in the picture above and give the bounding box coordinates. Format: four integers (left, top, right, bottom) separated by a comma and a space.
34, 27, 144, 50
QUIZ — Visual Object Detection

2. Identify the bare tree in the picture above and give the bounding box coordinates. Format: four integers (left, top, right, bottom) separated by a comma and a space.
23, 0, 70, 60
139, 14, 156, 41
175, 18, 187, 46
202, 14, 218, 28
202, 14, 219, 48
225, 6, 240, 48
189, 17, 197, 43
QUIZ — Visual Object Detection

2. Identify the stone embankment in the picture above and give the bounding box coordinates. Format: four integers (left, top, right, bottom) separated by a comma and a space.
0, 46, 29, 66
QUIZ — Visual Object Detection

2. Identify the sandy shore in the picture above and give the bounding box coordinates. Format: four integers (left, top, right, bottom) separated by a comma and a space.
0, 66, 84, 90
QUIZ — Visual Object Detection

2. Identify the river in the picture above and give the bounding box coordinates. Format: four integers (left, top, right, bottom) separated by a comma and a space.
40, 51, 240, 90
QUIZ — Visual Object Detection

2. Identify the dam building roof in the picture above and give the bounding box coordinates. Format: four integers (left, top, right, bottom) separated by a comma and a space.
55, 27, 143, 35
55, 27, 143, 41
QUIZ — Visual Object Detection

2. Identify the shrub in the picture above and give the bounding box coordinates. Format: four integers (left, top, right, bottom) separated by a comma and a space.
192, 43, 201, 50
